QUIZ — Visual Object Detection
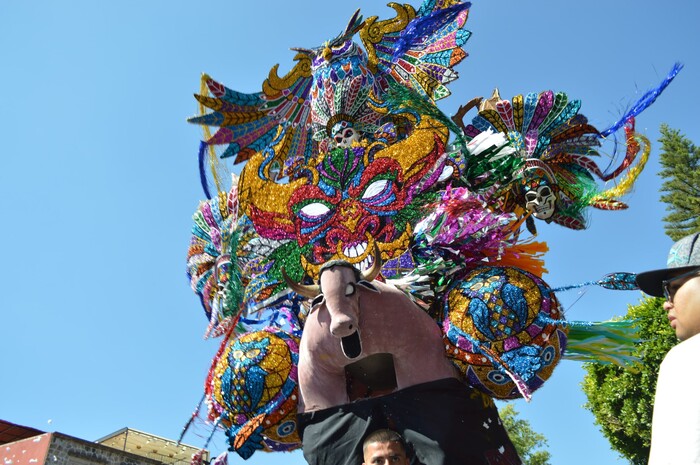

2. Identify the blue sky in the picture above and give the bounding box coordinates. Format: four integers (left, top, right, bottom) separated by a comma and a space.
1, 1, 698, 464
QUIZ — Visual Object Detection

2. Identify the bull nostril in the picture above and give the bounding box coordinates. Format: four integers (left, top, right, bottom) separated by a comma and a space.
348, 324, 353, 330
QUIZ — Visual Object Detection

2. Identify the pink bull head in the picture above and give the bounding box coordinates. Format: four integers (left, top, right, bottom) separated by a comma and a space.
283, 247, 457, 412
284, 252, 382, 359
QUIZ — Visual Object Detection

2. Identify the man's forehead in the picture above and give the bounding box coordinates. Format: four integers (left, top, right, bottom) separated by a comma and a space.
365, 440, 405, 453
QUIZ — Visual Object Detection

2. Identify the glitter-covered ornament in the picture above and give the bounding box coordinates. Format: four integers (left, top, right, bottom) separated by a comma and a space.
442, 266, 567, 400
206, 328, 301, 458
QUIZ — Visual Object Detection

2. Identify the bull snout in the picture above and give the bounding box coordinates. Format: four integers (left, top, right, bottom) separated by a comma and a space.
329, 310, 362, 359
330, 314, 357, 338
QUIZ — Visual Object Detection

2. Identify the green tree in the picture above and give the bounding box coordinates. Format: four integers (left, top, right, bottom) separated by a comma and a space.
581, 297, 676, 464
582, 125, 700, 463
499, 404, 551, 465
658, 124, 700, 241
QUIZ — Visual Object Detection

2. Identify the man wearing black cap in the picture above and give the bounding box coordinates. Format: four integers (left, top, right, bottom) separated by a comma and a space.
636, 232, 700, 465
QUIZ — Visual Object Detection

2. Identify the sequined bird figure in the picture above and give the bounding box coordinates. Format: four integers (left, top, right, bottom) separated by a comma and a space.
189, 0, 472, 195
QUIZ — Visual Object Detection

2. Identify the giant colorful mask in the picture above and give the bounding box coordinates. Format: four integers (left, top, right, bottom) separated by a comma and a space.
240, 116, 449, 278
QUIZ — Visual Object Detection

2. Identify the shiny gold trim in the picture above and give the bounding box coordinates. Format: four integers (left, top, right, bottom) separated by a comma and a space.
359, 3, 416, 73
373, 115, 448, 180
262, 53, 312, 97
237, 150, 307, 218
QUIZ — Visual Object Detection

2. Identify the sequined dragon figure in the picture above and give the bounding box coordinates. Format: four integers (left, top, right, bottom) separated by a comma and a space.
182, 0, 681, 462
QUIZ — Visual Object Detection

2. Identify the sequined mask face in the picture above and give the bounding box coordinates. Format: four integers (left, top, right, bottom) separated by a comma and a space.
288, 148, 410, 270
243, 120, 447, 278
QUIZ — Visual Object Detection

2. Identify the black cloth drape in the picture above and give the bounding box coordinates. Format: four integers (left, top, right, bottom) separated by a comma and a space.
298, 378, 522, 465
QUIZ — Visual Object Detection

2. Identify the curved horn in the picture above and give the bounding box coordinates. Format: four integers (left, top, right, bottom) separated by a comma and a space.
361, 244, 383, 282
290, 47, 314, 56
451, 96, 483, 131
281, 267, 320, 299
343, 9, 364, 37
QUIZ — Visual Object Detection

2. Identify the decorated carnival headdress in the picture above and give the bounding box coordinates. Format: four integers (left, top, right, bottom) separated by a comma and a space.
181, 0, 681, 459
189, 0, 471, 196
454, 88, 657, 232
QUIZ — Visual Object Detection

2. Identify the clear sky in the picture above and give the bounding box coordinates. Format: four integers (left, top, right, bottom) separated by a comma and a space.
1, 1, 698, 464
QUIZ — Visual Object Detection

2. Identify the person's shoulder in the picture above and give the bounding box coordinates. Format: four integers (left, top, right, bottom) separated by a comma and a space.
662, 333, 700, 366
675, 333, 700, 351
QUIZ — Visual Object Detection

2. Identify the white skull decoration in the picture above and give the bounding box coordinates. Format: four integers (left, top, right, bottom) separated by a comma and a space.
332, 121, 362, 148
524, 181, 557, 220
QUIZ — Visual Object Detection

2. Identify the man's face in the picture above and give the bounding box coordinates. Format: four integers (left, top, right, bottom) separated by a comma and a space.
362, 441, 409, 465
664, 274, 700, 341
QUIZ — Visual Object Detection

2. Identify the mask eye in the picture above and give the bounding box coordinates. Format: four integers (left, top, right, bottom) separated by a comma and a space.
345, 283, 356, 296
362, 179, 390, 200
539, 186, 552, 196
438, 165, 454, 181
299, 202, 331, 218
525, 192, 538, 201
335, 136, 344, 143
311, 294, 324, 308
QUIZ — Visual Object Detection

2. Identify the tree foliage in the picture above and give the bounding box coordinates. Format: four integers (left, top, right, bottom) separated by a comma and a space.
499, 404, 551, 465
581, 125, 699, 463
658, 124, 700, 241
581, 297, 676, 464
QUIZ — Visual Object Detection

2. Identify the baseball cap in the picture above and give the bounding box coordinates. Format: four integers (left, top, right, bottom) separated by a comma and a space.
636, 232, 700, 297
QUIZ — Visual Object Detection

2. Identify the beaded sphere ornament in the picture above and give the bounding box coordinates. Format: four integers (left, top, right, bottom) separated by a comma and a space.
207, 328, 301, 458
442, 266, 567, 400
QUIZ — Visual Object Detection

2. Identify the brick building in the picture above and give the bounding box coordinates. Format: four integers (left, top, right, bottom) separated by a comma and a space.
0, 420, 206, 465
